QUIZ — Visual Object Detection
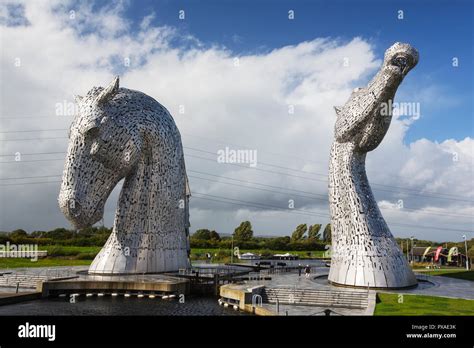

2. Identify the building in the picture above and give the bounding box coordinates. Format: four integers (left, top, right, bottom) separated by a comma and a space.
411, 246, 468, 267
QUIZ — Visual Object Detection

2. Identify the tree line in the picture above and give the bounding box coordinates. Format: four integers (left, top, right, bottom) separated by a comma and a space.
0, 222, 332, 251
0, 227, 111, 246
190, 221, 332, 251
1, 223, 472, 257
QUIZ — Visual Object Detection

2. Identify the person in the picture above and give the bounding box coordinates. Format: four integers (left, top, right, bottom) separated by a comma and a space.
304, 265, 311, 278
298, 263, 302, 277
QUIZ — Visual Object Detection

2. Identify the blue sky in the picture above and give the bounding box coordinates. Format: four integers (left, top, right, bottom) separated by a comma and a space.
1, 0, 472, 240
119, 0, 473, 143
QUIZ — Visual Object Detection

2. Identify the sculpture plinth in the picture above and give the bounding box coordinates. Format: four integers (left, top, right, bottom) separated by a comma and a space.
328, 43, 418, 288
59, 77, 191, 274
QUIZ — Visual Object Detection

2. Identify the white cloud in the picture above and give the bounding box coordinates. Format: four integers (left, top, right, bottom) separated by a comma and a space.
0, 0, 472, 242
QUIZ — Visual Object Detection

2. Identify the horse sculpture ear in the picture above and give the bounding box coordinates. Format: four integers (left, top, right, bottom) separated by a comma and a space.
95, 76, 120, 105
74, 95, 83, 104
334, 106, 342, 115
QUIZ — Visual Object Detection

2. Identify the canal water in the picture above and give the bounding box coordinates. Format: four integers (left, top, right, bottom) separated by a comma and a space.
0, 296, 248, 316
0, 261, 328, 316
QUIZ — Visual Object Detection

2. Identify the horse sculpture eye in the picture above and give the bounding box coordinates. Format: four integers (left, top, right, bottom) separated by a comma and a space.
84, 126, 99, 140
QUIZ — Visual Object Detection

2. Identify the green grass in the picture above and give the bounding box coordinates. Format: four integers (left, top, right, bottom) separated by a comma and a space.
0, 245, 100, 268
190, 248, 326, 258
42, 245, 101, 254
0, 258, 93, 269
421, 269, 474, 281
374, 293, 474, 316
0, 246, 326, 268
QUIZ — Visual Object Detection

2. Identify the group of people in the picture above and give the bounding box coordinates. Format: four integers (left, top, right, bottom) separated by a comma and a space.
298, 264, 311, 278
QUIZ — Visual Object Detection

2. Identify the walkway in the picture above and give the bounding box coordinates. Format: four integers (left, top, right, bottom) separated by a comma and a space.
244, 270, 376, 316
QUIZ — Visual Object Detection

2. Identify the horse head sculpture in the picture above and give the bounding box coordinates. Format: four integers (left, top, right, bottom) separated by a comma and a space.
328, 43, 419, 288
59, 77, 191, 274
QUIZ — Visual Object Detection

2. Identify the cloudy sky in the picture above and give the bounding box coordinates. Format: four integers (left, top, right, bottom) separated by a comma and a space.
0, 0, 472, 242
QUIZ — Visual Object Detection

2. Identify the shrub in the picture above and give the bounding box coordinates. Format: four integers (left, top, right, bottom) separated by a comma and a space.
47, 246, 78, 257
75, 252, 98, 260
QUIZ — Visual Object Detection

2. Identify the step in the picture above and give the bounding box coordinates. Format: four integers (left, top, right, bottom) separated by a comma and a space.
265, 297, 367, 304
264, 294, 367, 300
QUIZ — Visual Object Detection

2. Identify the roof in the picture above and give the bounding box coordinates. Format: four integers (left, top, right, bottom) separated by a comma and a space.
412, 247, 431, 256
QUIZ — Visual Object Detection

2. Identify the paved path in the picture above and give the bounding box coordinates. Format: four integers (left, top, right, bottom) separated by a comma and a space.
244, 268, 474, 315
245, 269, 376, 316
380, 273, 474, 300
260, 300, 374, 316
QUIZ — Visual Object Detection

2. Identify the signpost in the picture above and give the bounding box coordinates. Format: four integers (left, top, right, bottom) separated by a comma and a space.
463, 235, 469, 270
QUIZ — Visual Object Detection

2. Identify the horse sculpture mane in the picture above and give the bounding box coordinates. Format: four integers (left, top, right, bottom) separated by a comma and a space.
58, 77, 191, 274
328, 42, 419, 288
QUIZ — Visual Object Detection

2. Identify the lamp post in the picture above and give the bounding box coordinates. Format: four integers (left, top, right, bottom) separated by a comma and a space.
463, 235, 469, 270
410, 236, 414, 264
231, 234, 234, 264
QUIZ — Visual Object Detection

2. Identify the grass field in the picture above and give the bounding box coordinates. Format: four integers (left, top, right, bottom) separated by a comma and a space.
374, 293, 474, 316
42, 246, 101, 254
416, 269, 474, 281
191, 248, 326, 258
0, 258, 93, 269
0, 245, 100, 269
0, 246, 326, 268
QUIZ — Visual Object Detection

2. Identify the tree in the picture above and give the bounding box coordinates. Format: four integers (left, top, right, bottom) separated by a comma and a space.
233, 221, 253, 241
266, 236, 290, 250
291, 224, 307, 242
468, 246, 474, 259
193, 229, 221, 241
308, 224, 322, 240
209, 230, 221, 241
323, 223, 332, 243
9, 229, 28, 239
193, 229, 212, 240
45, 228, 75, 240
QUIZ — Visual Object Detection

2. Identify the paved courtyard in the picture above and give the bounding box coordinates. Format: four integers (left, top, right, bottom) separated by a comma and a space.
245, 268, 376, 315
243, 267, 474, 315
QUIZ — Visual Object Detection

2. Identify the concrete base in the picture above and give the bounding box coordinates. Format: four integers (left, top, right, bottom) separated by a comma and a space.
0, 292, 42, 306
40, 274, 189, 297
328, 279, 418, 290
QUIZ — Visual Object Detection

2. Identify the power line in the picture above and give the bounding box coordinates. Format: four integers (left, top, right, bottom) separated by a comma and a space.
192, 192, 473, 233
0, 180, 61, 186
0, 129, 68, 133
0, 152, 65, 157
190, 175, 324, 201
0, 158, 64, 164
186, 146, 473, 201
193, 192, 329, 218
0, 171, 472, 221
0, 147, 472, 204
0, 132, 472, 202
188, 170, 473, 219
0, 175, 62, 181
189, 175, 473, 219
0, 116, 73, 120
188, 169, 328, 198
186, 153, 474, 203
0, 176, 471, 232
0, 136, 68, 141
